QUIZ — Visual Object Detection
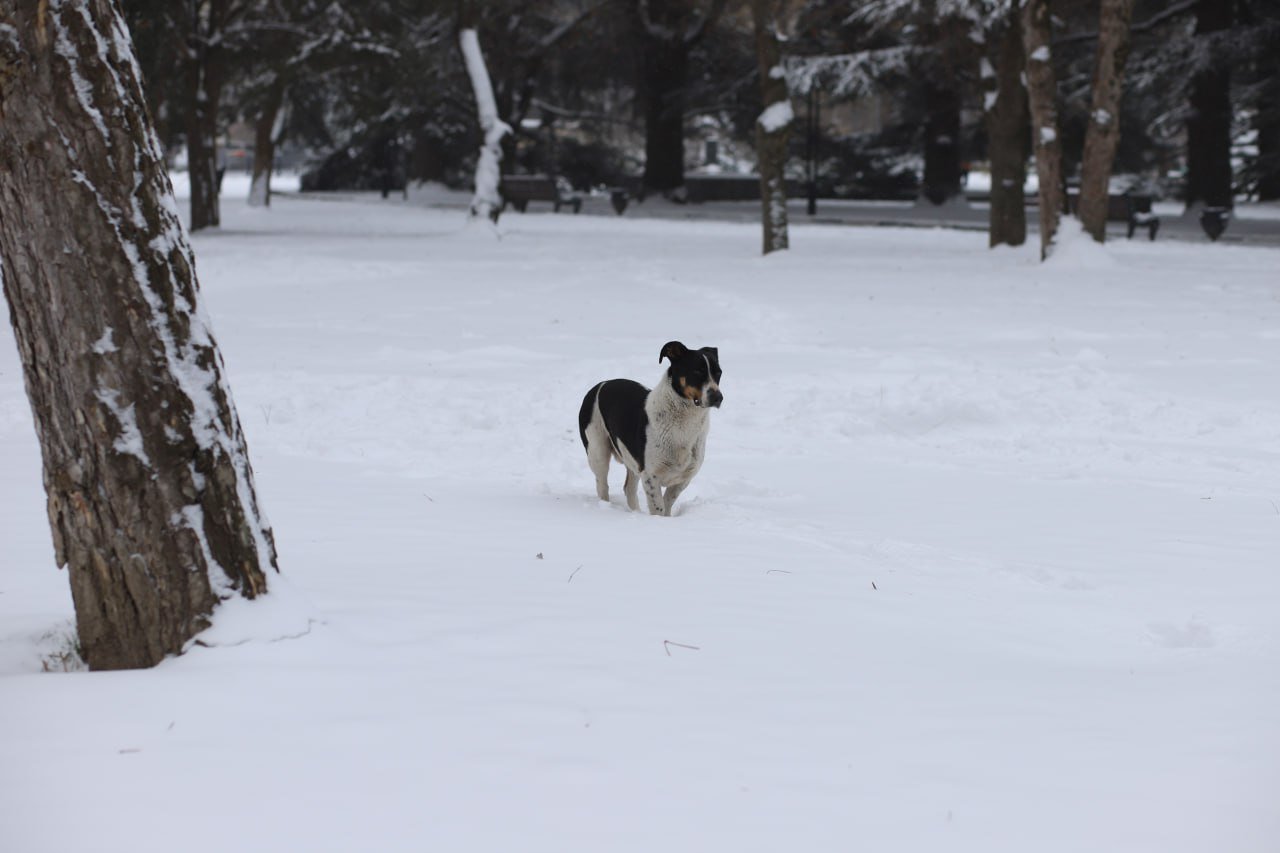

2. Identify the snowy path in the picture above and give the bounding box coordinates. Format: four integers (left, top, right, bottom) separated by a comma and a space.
2, 198, 1278, 852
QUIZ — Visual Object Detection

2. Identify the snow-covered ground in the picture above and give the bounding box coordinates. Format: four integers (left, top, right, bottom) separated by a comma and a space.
2, 195, 1278, 852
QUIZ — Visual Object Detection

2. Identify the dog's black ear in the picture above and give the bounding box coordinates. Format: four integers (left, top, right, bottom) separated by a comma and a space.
660, 341, 689, 364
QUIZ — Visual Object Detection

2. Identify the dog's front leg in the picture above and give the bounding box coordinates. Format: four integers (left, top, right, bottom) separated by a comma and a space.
641, 474, 665, 516
661, 482, 687, 517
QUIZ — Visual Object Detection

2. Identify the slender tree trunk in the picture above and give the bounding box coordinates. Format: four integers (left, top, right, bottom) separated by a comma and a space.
986, 5, 1028, 248
184, 1, 227, 231
1259, 73, 1280, 201
639, 35, 689, 194
1185, 0, 1234, 210
921, 82, 962, 205
1077, 0, 1135, 242
458, 22, 510, 221
0, 0, 278, 670
751, 0, 790, 255
1023, 0, 1065, 260
249, 75, 286, 208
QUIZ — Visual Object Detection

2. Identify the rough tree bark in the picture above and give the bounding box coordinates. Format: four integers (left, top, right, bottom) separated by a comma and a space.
248, 75, 286, 208
751, 0, 790, 255
985, 3, 1028, 247
0, 0, 278, 670
1184, 0, 1233, 210
184, 0, 230, 231
1023, 0, 1065, 260
1077, 0, 1135, 242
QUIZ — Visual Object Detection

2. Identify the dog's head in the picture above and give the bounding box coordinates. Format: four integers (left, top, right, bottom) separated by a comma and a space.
660, 341, 723, 408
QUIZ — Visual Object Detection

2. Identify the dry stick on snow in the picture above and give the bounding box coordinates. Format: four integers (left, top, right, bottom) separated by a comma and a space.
664, 640, 701, 656
567, 565, 584, 583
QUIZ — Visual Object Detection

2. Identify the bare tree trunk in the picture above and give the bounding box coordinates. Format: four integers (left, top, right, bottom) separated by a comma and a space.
639, 34, 689, 195
1023, 0, 1065, 260
751, 0, 790, 255
249, 75, 286, 208
184, 0, 228, 231
1259, 71, 1280, 201
0, 0, 278, 670
921, 82, 963, 205
635, 0, 730, 198
458, 12, 510, 221
986, 5, 1028, 248
1077, 0, 1135, 242
1185, 0, 1234, 211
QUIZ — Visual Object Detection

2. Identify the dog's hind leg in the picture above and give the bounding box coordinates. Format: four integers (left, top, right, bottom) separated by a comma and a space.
586, 437, 612, 502
623, 469, 640, 511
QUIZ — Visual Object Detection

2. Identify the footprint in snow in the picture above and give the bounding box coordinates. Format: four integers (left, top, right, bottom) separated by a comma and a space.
1146, 620, 1215, 649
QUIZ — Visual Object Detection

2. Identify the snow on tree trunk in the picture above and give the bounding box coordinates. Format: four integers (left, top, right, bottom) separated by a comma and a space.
985, 5, 1028, 248
0, 0, 278, 670
459, 26, 510, 222
1078, 0, 1135, 243
248, 77, 286, 209
752, 0, 790, 255
1023, 0, 1065, 261
1185, 0, 1233, 211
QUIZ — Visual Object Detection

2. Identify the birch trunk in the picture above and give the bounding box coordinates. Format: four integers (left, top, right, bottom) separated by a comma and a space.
459, 26, 510, 221
985, 4, 1028, 248
751, 0, 790, 255
0, 0, 278, 670
1077, 0, 1135, 242
1023, 0, 1065, 260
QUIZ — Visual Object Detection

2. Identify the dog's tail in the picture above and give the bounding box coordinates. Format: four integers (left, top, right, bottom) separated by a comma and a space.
578, 381, 604, 451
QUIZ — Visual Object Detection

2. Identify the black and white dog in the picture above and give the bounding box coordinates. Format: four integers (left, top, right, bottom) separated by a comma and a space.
578, 341, 723, 516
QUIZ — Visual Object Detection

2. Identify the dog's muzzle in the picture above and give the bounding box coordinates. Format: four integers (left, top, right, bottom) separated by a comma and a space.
706, 388, 723, 408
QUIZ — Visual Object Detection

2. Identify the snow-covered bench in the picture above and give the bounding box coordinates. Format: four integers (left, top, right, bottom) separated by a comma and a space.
499, 175, 581, 214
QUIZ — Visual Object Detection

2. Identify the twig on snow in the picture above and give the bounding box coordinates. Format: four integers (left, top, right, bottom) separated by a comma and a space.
664, 640, 700, 656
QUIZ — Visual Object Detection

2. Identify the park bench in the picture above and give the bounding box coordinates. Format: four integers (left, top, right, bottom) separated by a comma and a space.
1067, 190, 1160, 240
500, 175, 581, 214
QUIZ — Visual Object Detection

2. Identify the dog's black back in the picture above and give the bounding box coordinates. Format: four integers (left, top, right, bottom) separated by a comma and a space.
579, 379, 649, 469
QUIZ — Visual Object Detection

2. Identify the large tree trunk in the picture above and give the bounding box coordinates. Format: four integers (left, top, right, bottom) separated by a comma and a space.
639, 34, 689, 195
986, 5, 1028, 248
249, 75, 286, 208
1184, 0, 1234, 211
0, 0, 278, 670
920, 82, 963, 205
184, 0, 228, 232
751, 0, 790, 255
1077, 0, 1135, 242
1023, 0, 1065, 260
